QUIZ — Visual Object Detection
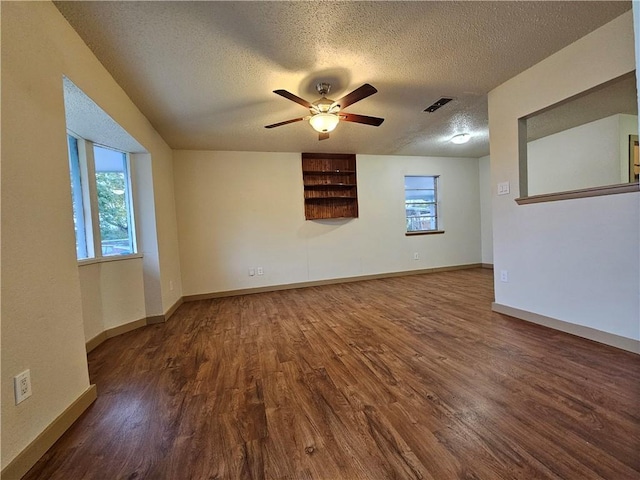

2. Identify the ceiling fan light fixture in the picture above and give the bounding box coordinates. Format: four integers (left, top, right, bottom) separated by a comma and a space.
266, 83, 383, 138
451, 133, 471, 144
309, 113, 340, 133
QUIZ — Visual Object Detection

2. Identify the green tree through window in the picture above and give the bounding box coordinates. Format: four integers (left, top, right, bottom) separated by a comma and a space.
93, 144, 135, 256
96, 171, 128, 240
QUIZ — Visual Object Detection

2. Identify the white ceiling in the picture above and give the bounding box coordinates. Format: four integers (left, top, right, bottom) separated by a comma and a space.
54, 1, 632, 158
63, 77, 147, 153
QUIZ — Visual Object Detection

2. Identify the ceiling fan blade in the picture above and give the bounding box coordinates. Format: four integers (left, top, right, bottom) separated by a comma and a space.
264, 117, 306, 129
332, 84, 378, 109
319, 132, 330, 141
273, 89, 313, 109
340, 113, 384, 127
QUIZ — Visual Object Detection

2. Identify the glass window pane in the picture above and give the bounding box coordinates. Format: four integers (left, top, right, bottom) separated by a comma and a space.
404, 176, 434, 190
406, 190, 435, 202
67, 135, 88, 259
94, 145, 135, 256
404, 175, 439, 232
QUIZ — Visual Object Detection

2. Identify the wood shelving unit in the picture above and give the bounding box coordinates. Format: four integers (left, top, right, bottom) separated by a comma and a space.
302, 153, 358, 220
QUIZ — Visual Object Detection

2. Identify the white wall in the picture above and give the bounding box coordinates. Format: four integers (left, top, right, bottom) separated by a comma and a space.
527, 114, 638, 195
1, 2, 183, 468
488, 11, 639, 341
2, 3, 91, 467
132, 153, 165, 318
152, 149, 183, 314
173, 151, 481, 296
479, 155, 493, 265
79, 259, 147, 342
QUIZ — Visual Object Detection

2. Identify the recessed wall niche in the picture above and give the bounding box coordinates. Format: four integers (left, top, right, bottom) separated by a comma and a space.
302, 153, 358, 220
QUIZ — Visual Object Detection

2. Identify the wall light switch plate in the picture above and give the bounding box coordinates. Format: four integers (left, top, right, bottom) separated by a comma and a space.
497, 181, 510, 196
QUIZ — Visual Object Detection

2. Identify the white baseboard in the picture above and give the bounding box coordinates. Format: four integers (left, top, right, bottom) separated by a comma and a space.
184, 263, 483, 302
492, 303, 639, 354
1, 385, 98, 479
85, 318, 147, 353
85, 298, 185, 353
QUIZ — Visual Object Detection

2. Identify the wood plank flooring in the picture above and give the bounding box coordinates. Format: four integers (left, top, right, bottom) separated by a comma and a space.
24, 268, 640, 479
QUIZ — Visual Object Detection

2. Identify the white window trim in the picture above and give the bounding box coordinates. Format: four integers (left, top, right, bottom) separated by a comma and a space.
122, 151, 139, 256
68, 131, 141, 263
404, 174, 443, 234
78, 253, 143, 267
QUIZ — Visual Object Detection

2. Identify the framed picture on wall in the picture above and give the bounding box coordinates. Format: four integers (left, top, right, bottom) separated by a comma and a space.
630, 135, 639, 183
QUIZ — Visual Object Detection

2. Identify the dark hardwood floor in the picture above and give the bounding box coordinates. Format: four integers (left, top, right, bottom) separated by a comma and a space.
25, 268, 640, 479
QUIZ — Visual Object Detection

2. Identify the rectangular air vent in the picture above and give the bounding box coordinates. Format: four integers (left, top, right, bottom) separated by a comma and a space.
423, 97, 453, 113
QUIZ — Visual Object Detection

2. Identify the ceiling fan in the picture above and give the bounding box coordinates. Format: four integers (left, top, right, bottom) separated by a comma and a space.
265, 83, 384, 140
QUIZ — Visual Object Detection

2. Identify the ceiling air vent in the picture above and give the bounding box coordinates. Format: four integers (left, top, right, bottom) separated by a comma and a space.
423, 97, 453, 113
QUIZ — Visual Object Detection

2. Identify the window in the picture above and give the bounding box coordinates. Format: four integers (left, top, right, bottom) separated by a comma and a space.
67, 136, 89, 259
94, 145, 135, 256
67, 134, 137, 259
405, 175, 440, 233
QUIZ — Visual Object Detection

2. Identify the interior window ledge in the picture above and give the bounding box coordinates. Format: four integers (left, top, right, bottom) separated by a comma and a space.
516, 183, 639, 205
405, 230, 445, 236
78, 253, 143, 267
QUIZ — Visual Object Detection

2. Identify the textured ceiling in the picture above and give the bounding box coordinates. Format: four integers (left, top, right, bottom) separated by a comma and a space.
63, 77, 146, 153
54, 1, 632, 158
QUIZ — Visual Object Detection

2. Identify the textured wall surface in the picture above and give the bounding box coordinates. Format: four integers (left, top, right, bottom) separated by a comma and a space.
1, 2, 92, 467
1, 1, 183, 468
173, 150, 481, 296
488, 11, 639, 340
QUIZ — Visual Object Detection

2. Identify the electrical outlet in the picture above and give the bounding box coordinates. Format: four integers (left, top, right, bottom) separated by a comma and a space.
249, 268, 255, 276
14, 370, 32, 405
257, 267, 264, 275
500, 270, 509, 282
497, 181, 510, 196
169, 280, 174, 291
413, 252, 419, 260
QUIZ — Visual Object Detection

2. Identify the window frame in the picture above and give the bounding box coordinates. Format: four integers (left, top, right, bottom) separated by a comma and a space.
67, 135, 89, 258
404, 175, 445, 236
67, 131, 139, 261
93, 143, 138, 256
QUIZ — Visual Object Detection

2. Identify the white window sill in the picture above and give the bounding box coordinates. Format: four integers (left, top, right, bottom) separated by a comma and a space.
405, 230, 445, 236
78, 253, 143, 267
516, 182, 639, 205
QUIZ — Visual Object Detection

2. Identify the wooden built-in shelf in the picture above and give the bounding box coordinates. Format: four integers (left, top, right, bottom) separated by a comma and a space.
302, 153, 358, 220
304, 196, 357, 200
303, 170, 356, 174
304, 184, 357, 188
